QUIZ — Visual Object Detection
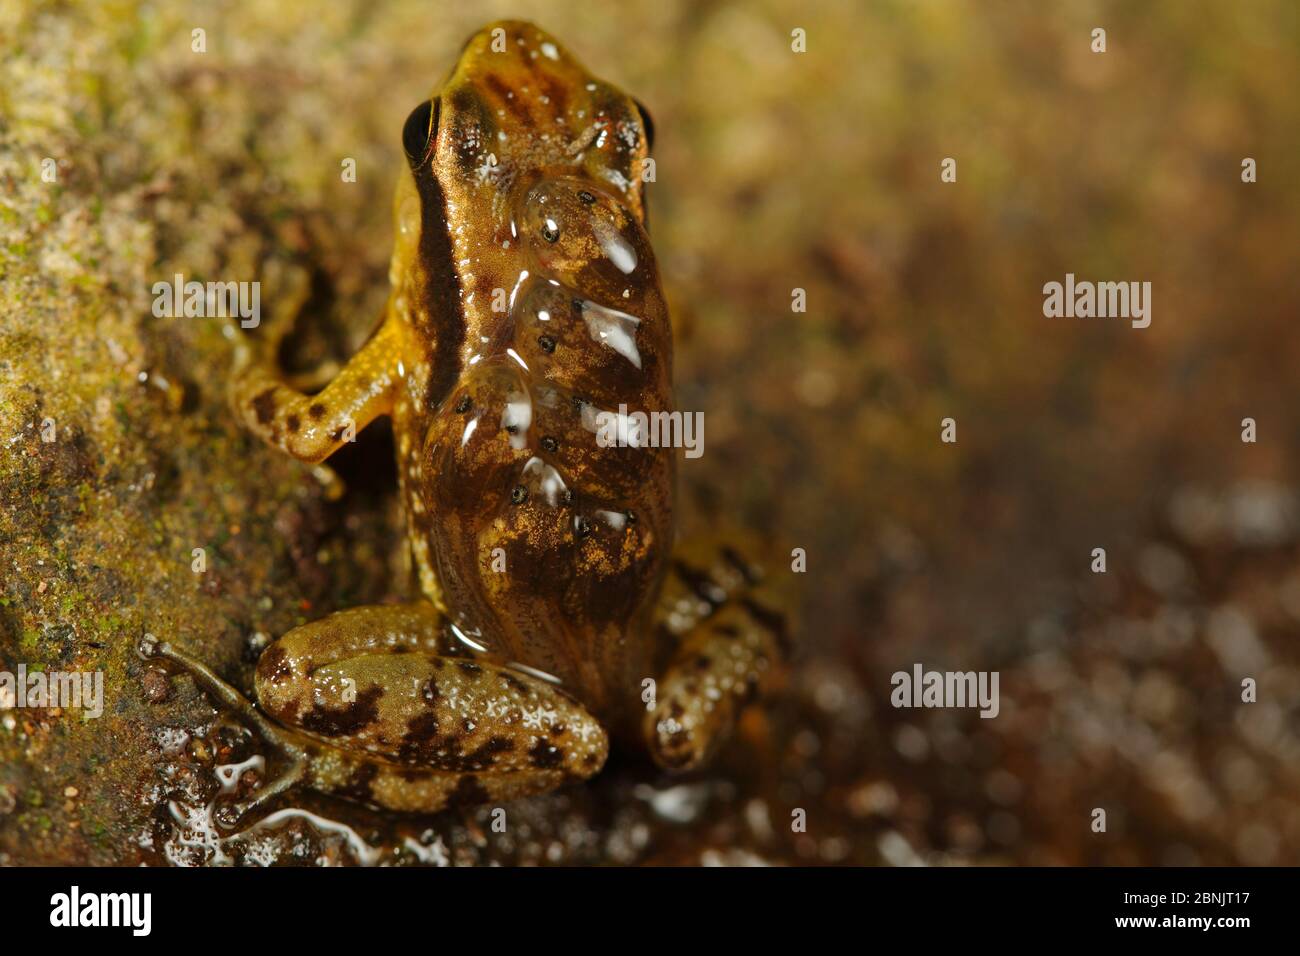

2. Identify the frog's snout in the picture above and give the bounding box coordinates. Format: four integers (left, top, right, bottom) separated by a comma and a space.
455, 19, 573, 73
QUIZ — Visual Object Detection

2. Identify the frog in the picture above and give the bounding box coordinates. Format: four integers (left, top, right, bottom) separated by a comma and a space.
146, 19, 790, 823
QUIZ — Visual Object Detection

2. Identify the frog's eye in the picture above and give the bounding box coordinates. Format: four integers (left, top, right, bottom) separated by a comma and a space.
632, 98, 655, 151
402, 99, 439, 168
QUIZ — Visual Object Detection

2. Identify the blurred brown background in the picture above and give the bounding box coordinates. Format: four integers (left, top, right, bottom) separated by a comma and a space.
1, 0, 1297, 864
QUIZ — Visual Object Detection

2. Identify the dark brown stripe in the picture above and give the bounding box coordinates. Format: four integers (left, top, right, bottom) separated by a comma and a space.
412, 157, 466, 410
537, 73, 569, 121
721, 546, 760, 587
300, 686, 382, 737
739, 597, 792, 658
672, 560, 727, 608
251, 389, 277, 425
449, 774, 490, 806
484, 73, 535, 128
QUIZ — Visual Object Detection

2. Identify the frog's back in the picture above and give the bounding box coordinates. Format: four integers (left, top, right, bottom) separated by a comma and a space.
387, 21, 673, 721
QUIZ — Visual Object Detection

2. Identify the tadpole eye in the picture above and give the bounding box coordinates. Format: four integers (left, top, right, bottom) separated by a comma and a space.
402, 99, 439, 167
632, 98, 655, 151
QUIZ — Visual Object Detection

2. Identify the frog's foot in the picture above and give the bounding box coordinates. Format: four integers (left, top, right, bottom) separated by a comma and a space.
643, 542, 792, 771
141, 638, 309, 829
254, 603, 610, 813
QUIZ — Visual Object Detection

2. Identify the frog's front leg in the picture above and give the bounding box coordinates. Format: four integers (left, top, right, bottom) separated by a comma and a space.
643, 545, 792, 771
232, 317, 404, 463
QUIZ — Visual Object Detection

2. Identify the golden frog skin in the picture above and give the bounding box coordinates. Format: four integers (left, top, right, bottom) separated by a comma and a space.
149, 20, 789, 821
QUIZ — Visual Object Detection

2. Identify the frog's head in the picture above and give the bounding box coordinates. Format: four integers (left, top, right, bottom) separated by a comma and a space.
401, 20, 653, 228
389, 20, 660, 407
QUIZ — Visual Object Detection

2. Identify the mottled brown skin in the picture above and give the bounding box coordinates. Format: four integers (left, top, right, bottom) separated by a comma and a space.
151, 20, 788, 821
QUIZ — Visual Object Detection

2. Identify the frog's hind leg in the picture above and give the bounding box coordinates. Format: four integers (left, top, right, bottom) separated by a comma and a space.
255, 603, 610, 813
144, 640, 310, 825
644, 542, 793, 771
232, 312, 404, 464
